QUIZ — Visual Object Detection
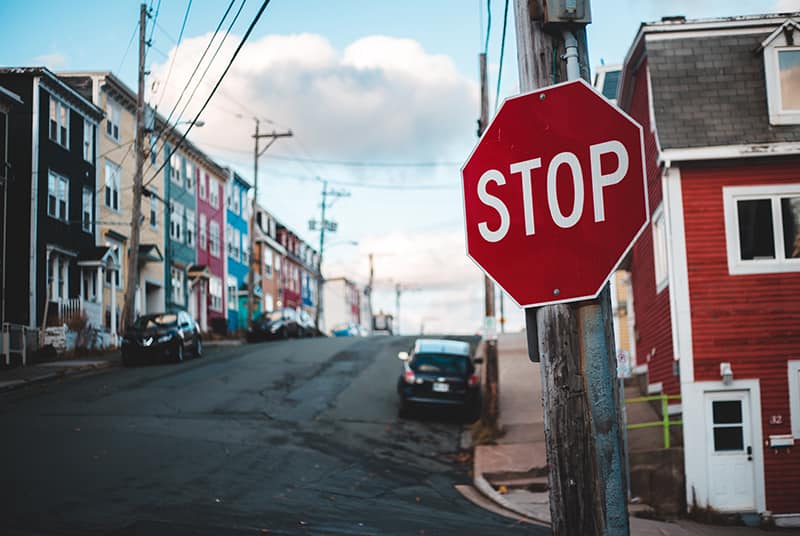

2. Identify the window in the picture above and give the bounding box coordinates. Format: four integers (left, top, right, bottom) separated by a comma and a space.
198, 169, 206, 200
723, 184, 800, 274
209, 178, 219, 208
48, 254, 70, 301
149, 195, 157, 228
652, 205, 668, 292
185, 159, 193, 191
171, 266, 184, 305
49, 97, 70, 148
170, 154, 181, 185
105, 101, 120, 141
232, 228, 240, 260
242, 240, 249, 266
264, 249, 273, 279
149, 134, 157, 165
764, 25, 800, 125
199, 213, 207, 250
83, 119, 93, 162
47, 171, 69, 221
227, 276, 238, 310
82, 187, 93, 232
185, 209, 195, 247
226, 182, 232, 210
104, 160, 120, 211
209, 221, 220, 257
170, 202, 184, 242
210, 276, 223, 312
226, 223, 234, 256
232, 185, 240, 214
790, 361, 800, 438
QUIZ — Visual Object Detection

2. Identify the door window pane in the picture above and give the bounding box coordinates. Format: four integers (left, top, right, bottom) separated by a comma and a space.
712, 400, 742, 424
713, 426, 744, 451
781, 196, 800, 259
737, 199, 775, 260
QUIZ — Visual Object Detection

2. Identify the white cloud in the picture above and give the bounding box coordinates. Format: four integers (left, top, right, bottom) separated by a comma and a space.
148, 33, 479, 162
33, 53, 67, 70
773, 0, 800, 11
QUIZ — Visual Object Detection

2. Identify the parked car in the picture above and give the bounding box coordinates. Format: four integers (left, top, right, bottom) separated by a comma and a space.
121, 311, 202, 366
396, 338, 482, 418
297, 309, 317, 337
246, 308, 303, 341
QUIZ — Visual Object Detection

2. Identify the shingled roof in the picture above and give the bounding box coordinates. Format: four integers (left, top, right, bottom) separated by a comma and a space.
620, 13, 800, 151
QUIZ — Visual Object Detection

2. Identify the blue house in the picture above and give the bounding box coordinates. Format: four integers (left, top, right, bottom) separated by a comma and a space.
225, 170, 250, 332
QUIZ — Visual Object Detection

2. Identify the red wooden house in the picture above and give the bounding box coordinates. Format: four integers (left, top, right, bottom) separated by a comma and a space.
618, 13, 800, 525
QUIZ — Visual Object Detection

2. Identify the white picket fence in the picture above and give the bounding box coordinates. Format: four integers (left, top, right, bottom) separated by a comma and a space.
58, 297, 102, 329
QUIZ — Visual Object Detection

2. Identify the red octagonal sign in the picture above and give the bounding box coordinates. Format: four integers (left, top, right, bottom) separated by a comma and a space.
462, 79, 648, 308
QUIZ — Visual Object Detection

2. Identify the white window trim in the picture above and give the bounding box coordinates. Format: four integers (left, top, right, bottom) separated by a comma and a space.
722, 184, 800, 275
185, 160, 194, 191
763, 31, 800, 126
170, 202, 184, 243
49, 97, 70, 148
199, 213, 207, 250
210, 276, 223, 312
652, 203, 669, 293
104, 159, 121, 212
82, 187, 92, 233
199, 169, 206, 200
105, 100, 121, 142
149, 195, 158, 229
47, 170, 69, 222
83, 119, 93, 162
170, 154, 182, 186
790, 360, 800, 439
185, 209, 195, 247
209, 221, 220, 258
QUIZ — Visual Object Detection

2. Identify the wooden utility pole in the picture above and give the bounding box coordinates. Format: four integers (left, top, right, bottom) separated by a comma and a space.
246, 119, 292, 328
312, 181, 349, 332
120, 3, 147, 332
478, 51, 499, 423
514, 1, 629, 534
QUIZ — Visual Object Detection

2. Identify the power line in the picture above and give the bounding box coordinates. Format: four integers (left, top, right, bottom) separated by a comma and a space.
155, 0, 193, 109
147, 0, 162, 45
494, 0, 510, 112
484, 0, 492, 55
155, 0, 235, 138
143, 0, 273, 189
117, 20, 140, 73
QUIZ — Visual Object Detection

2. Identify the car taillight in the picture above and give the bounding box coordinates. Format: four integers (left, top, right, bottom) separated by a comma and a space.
468, 374, 479, 387
404, 370, 416, 384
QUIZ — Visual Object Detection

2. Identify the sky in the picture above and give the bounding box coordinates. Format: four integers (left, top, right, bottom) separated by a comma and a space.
2, 0, 798, 335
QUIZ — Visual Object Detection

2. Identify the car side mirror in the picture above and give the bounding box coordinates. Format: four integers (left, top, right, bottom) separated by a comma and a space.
473, 357, 484, 364
398, 351, 410, 361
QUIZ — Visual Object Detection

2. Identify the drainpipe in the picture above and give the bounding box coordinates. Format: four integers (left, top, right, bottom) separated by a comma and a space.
562, 29, 580, 82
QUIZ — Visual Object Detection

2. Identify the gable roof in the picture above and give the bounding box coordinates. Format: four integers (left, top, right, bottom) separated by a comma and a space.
619, 14, 800, 152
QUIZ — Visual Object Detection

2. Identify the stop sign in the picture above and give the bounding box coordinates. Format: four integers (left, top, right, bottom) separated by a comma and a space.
462, 79, 648, 307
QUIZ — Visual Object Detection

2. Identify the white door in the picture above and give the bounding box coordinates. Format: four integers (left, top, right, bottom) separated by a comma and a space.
705, 391, 756, 511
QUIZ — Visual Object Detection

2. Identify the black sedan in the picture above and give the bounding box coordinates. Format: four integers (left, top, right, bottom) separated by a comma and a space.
397, 338, 482, 418
246, 308, 304, 341
121, 311, 202, 366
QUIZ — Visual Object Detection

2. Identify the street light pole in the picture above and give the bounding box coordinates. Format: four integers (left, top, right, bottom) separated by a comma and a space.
246, 119, 291, 329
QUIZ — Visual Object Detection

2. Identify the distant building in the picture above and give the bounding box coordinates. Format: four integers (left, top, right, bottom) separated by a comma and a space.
618, 13, 800, 523
322, 277, 362, 334
225, 170, 250, 332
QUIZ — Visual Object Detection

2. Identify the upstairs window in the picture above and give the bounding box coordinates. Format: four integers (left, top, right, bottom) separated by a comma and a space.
209, 178, 219, 208
104, 160, 120, 211
49, 97, 70, 148
763, 22, 800, 125
198, 169, 206, 200
82, 187, 93, 232
199, 213, 207, 250
185, 209, 195, 247
209, 221, 220, 257
47, 170, 69, 221
185, 160, 194, 191
105, 101, 120, 141
170, 202, 184, 243
83, 119, 93, 162
149, 195, 158, 228
723, 184, 800, 275
170, 154, 181, 185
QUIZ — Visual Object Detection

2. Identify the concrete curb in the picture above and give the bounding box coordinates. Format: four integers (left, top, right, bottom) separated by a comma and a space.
472, 471, 552, 526
0, 360, 116, 393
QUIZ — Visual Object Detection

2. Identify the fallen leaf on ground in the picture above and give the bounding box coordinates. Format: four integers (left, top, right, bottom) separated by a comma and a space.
498, 485, 508, 494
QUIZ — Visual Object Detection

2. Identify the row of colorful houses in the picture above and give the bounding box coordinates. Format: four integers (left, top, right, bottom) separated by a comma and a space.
599, 13, 800, 526
0, 68, 320, 342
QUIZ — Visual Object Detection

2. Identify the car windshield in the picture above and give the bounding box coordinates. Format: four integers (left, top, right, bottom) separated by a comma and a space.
133, 314, 178, 329
411, 354, 469, 376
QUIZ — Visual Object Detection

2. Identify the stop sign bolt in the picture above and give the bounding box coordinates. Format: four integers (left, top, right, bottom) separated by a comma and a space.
553, 289, 560, 296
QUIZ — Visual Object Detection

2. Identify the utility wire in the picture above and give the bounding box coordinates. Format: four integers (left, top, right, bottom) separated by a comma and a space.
147, 0, 162, 45
117, 20, 140, 73
155, 0, 193, 109
484, 0, 492, 55
143, 0, 273, 189
156, 0, 235, 138
494, 0, 509, 112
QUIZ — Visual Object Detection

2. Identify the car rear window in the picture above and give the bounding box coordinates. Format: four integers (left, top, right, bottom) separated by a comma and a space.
134, 314, 177, 329
411, 354, 469, 376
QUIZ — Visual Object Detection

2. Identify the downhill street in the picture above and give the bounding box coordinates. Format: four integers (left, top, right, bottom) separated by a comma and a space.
0, 336, 543, 535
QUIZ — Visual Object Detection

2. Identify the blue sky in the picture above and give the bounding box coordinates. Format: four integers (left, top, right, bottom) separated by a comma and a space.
2, 0, 797, 334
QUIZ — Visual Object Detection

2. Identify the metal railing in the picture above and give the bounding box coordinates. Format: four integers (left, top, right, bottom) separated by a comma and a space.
2, 323, 35, 366
625, 394, 682, 449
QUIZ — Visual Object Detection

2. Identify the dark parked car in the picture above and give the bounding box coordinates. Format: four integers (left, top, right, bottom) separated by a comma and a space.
247, 308, 305, 341
121, 311, 202, 366
396, 338, 482, 418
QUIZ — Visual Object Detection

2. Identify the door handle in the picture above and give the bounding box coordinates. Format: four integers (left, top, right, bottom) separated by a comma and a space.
747, 446, 752, 461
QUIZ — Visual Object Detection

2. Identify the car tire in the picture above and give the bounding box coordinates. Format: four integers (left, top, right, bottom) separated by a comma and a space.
282, 328, 289, 340
194, 337, 202, 358
122, 351, 134, 367
398, 399, 411, 419
175, 341, 184, 363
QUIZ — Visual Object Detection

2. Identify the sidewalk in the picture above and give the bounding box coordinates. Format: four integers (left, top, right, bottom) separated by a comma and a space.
471, 331, 800, 535
0, 338, 243, 393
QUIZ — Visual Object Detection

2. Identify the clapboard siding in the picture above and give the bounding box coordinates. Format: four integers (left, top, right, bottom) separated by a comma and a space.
625, 59, 679, 395
681, 159, 800, 514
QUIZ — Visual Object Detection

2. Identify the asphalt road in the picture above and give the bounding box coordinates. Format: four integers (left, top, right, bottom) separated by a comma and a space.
0, 336, 546, 535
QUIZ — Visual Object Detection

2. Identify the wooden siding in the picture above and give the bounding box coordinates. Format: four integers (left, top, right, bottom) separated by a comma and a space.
623, 59, 678, 395
681, 159, 800, 514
